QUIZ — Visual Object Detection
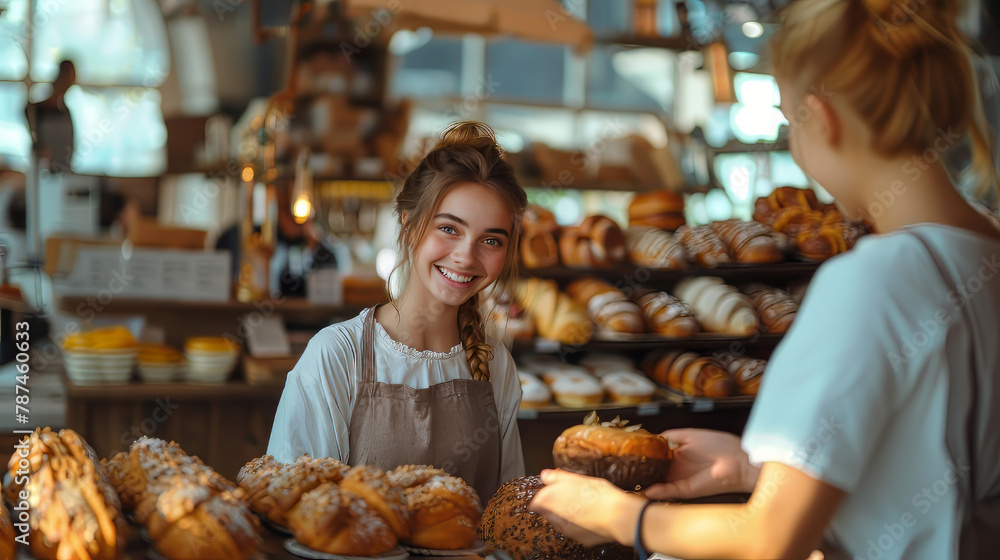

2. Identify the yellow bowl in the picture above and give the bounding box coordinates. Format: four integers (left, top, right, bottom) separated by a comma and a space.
184, 337, 239, 353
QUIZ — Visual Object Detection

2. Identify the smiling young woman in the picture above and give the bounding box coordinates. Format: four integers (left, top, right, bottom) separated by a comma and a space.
267, 122, 528, 503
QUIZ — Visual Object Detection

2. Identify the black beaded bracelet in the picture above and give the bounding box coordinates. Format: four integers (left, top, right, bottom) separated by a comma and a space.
635, 500, 656, 560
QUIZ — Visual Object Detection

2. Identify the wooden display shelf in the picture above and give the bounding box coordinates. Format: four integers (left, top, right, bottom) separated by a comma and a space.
603, 34, 699, 50
524, 261, 821, 284
62, 372, 284, 401
56, 295, 357, 315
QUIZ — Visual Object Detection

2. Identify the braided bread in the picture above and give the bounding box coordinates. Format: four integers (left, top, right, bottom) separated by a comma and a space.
566, 277, 645, 334
624, 226, 688, 269
742, 284, 798, 333
674, 224, 732, 267
633, 290, 700, 337
6, 428, 126, 560
674, 277, 759, 336
710, 220, 787, 263
105, 437, 260, 560
236, 454, 350, 526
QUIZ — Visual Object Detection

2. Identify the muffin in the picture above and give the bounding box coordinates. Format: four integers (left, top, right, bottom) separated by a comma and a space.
552, 412, 673, 491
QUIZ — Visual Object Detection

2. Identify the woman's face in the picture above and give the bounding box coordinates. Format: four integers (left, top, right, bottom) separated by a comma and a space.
407, 182, 513, 310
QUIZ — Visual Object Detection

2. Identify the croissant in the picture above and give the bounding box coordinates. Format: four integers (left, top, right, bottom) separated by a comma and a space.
521, 229, 560, 269
710, 220, 787, 264
624, 226, 688, 269
7, 428, 127, 560
236, 454, 350, 526
387, 468, 482, 550
642, 350, 735, 397
105, 437, 260, 560
717, 354, 767, 395
339, 466, 411, 539
515, 278, 593, 345
566, 277, 644, 334
287, 483, 398, 556
742, 284, 798, 333
633, 290, 700, 337
674, 277, 759, 336
675, 224, 732, 267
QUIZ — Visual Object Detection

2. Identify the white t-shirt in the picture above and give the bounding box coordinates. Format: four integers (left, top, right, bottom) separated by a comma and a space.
743, 224, 1000, 560
267, 307, 525, 483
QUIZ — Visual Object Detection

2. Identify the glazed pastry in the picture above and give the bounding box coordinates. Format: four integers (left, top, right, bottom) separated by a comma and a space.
717, 354, 767, 396
633, 290, 700, 337
552, 412, 673, 490
624, 226, 689, 269
287, 483, 398, 556
479, 476, 635, 560
710, 220, 787, 264
753, 186, 868, 261
8, 428, 127, 560
339, 466, 411, 539
600, 371, 657, 404
566, 277, 645, 334
543, 370, 604, 407
674, 224, 732, 267
515, 278, 593, 345
518, 371, 553, 408
236, 454, 350, 526
627, 191, 686, 231
674, 277, 759, 336
105, 437, 260, 560
742, 284, 798, 333
392, 472, 482, 550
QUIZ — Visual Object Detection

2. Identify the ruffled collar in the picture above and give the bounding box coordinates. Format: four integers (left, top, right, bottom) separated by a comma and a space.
367, 308, 464, 360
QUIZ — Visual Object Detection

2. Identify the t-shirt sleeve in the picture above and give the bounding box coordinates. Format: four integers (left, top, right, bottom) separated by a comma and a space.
491, 342, 526, 482
742, 239, 937, 492
266, 326, 357, 463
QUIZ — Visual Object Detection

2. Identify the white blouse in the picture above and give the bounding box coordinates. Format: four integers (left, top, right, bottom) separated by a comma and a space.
267, 308, 526, 483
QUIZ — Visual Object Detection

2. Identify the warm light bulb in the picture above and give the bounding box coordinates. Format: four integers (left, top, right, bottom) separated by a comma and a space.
293, 195, 312, 224
742, 21, 764, 38
241, 166, 254, 182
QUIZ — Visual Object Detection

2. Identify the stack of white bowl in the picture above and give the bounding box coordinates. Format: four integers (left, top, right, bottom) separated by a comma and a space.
137, 344, 184, 383
184, 337, 240, 383
62, 326, 137, 385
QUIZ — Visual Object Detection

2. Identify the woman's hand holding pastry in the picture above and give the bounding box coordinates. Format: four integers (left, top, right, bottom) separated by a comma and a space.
643, 429, 758, 500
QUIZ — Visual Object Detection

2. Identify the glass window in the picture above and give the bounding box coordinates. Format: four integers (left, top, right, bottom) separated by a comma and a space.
0, 83, 30, 169
391, 35, 463, 98
586, 0, 631, 37
586, 45, 671, 113
65, 86, 167, 176
486, 40, 566, 104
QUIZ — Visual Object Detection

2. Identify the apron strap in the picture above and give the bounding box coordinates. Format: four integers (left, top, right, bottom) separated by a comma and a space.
360, 305, 380, 387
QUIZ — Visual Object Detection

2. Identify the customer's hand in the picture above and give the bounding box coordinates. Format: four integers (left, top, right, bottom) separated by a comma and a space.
644, 429, 759, 500
530, 469, 645, 547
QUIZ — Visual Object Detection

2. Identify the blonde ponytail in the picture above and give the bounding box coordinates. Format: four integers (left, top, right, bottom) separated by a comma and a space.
771, 0, 998, 203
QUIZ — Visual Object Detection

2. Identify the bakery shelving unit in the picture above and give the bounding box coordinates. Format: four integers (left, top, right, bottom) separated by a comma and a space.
512, 259, 820, 473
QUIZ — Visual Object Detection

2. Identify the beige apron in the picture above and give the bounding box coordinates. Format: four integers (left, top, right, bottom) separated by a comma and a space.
347, 306, 503, 502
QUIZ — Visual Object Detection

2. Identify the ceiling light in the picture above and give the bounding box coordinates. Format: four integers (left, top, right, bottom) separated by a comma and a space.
742, 21, 764, 38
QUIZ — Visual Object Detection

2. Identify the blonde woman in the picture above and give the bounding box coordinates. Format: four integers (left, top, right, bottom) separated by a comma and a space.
268, 122, 527, 502
530, 0, 1000, 558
